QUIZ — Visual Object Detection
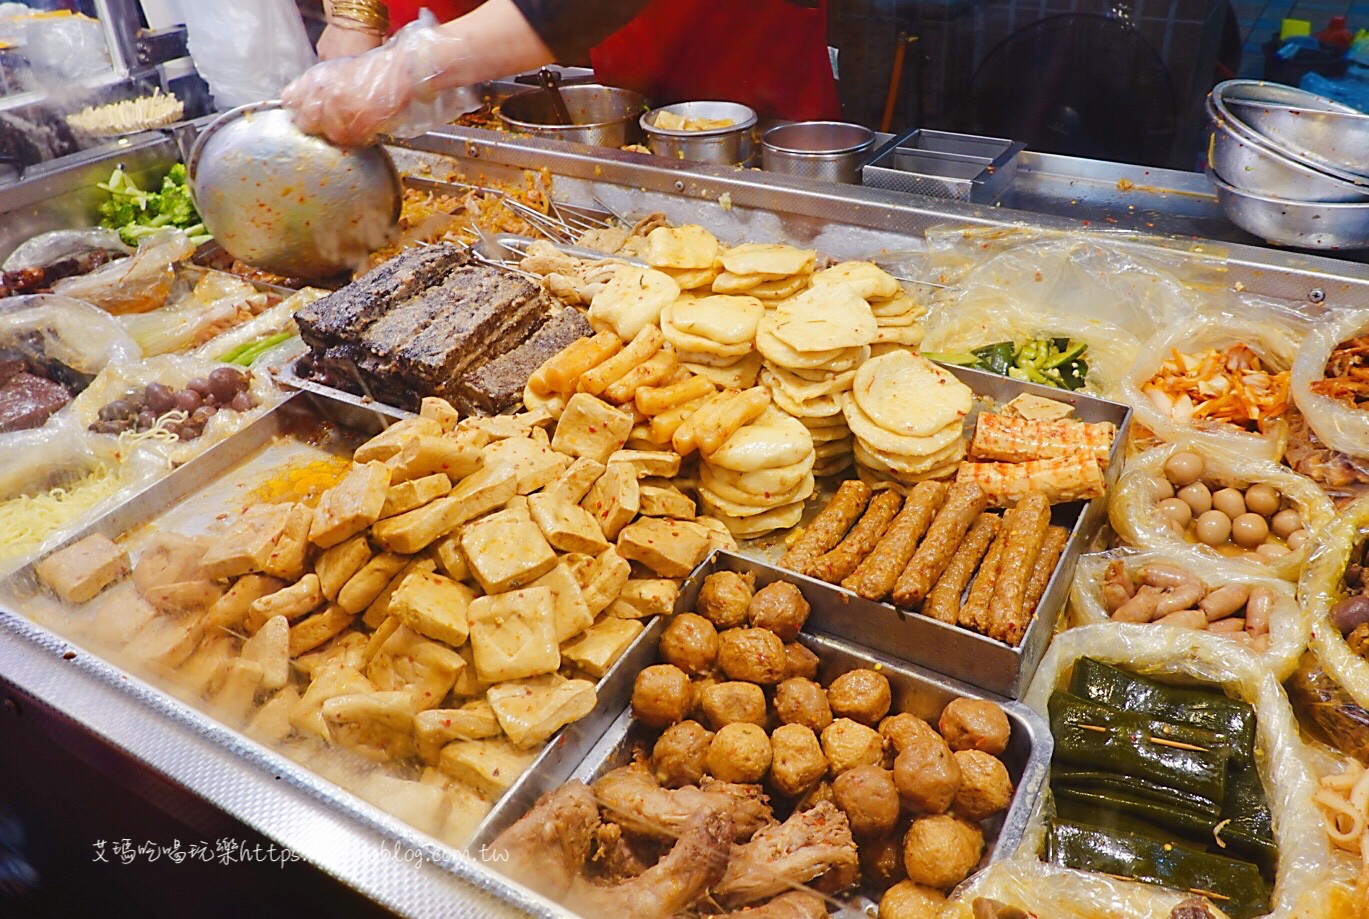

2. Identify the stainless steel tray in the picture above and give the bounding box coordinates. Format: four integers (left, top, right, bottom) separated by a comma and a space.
0, 389, 663, 915
471, 552, 1052, 910
267, 339, 414, 424
735, 363, 1130, 699
863, 130, 1026, 205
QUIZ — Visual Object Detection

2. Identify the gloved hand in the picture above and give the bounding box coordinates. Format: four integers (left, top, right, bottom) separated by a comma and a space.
281, 12, 479, 147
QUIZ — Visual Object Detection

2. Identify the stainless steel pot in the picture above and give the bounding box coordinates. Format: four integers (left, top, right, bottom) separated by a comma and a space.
1206, 98, 1369, 203
640, 101, 757, 165
761, 121, 876, 184
187, 102, 402, 280
1209, 170, 1369, 250
499, 84, 647, 147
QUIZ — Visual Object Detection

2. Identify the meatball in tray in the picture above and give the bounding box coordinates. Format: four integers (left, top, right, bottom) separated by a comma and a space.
471, 553, 1051, 918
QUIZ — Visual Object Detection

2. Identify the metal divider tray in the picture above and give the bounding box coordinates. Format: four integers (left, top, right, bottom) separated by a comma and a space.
735, 362, 1130, 700
863, 129, 1026, 205
471, 550, 1052, 912
0, 389, 669, 916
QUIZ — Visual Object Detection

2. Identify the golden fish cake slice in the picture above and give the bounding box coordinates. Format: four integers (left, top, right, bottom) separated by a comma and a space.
852, 350, 972, 438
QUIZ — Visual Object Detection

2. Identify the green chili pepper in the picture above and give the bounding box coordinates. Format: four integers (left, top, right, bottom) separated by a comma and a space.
1069, 658, 1256, 768
972, 342, 1016, 375
1044, 819, 1270, 919
920, 351, 982, 367
1041, 341, 1088, 371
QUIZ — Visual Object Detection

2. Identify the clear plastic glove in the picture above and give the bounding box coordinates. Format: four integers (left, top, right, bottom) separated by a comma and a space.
281, 11, 479, 147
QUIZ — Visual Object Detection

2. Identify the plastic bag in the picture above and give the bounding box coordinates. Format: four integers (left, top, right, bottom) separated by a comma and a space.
0, 428, 161, 576
1109, 440, 1334, 581
948, 623, 1332, 918
2, 229, 131, 272
118, 271, 268, 357
67, 354, 281, 467
1119, 309, 1306, 462
23, 14, 110, 80
918, 236, 1198, 397
182, 0, 316, 110
52, 230, 197, 316
191, 287, 324, 366
0, 295, 141, 377
1299, 495, 1369, 717
1070, 547, 1307, 680
281, 11, 480, 148
1290, 309, 1369, 460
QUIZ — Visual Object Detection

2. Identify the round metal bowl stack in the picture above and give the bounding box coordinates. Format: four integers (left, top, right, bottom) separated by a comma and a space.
1206, 80, 1369, 250
499, 84, 648, 147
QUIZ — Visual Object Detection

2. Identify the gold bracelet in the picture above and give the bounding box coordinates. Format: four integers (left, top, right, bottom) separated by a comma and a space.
330, 0, 389, 34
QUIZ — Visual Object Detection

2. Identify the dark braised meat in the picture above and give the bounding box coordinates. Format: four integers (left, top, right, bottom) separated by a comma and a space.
0, 371, 71, 432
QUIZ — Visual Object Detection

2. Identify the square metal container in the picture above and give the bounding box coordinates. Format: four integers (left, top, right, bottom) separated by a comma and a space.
469, 552, 1052, 908
863, 129, 1026, 204
735, 362, 1131, 699
0, 391, 665, 860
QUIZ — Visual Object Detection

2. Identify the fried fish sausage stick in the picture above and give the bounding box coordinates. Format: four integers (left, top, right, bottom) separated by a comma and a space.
1022, 524, 1069, 616
636, 374, 716, 417
534, 331, 622, 395
891, 482, 989, 607
671, 390, 736, 456
922, 512, 1001, 624
987, 492, 1051, 646
807, 491, 902, 583
580, 326, 664, 397
955, 452, 1104, 507
692, 387, 772, 457
958, 526, 1006, 633
842, 480, 946, 600
779, 480, 871, 573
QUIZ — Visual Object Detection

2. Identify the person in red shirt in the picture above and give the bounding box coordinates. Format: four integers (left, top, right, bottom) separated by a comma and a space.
288, 0, 838, 146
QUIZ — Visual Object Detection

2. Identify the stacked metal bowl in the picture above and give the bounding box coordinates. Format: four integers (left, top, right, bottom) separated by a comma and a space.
1206, 80, 1369, 250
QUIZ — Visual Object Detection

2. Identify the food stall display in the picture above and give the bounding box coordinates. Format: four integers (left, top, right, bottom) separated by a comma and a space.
4, 117, 1369, 919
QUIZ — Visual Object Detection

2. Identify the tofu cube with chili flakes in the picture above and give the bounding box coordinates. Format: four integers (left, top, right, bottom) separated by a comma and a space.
528, 491, 610, 555
415, 702, 502, 764
561, 617, 644, 678
551, 393, 633, 464
616, 517, 712, 578
565, 546, 632, 615
366, 624, 465, 708
483, 436, 571, 494
487, 674, 597, 749
202, 503, 294, 579
608, 578, 680, 619
388, 569, 474, 648
638, 480, 696, 519
353, 416, 443, 464
385, 434, 484, 484
309, 461, 391, 549
36, 533, 128, 604
531, 561, 595, 642
608, 449, 681, 478
583, 462, 640, 541
438, 737, 538, 796
467, 586, 560, 683
461, 508, 557, 595
289, 603, 359, 657
380, 473, 451, 520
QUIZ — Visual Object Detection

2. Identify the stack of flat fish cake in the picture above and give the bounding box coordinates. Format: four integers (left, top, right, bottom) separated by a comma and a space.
842, 350, 973, 490
659, 294, 765, 390
757, 281, 877, 478
697, 408, 816, 538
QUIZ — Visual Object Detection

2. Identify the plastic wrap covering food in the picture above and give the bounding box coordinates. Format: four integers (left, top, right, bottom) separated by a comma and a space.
1119, 310, 1304, 463
52, 230, 198, 316
182, 0, 316, 110
1, 229, 131, 272
1109, 440, 1333, 582
918, 236, 1197, 397
0, 428, 161, 573
1288, 653, 1369, 768
1071, 548, 1307, 680
281, 11, 480, 148
191, 288, 324, 367
948, 624, 1329, 919
67, 354, 281, 467
1298, 496, 1369, 723
1291, 309, 1369, 461
117, 271, 269, 357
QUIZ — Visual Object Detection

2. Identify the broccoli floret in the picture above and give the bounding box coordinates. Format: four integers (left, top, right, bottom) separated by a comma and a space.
165, 162, 188, 184
156, 182, 199, 226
